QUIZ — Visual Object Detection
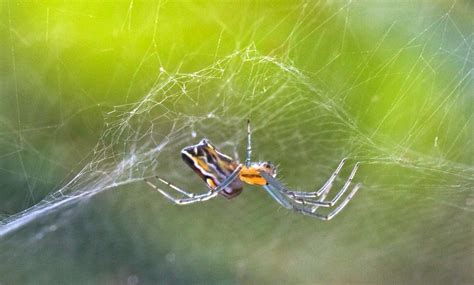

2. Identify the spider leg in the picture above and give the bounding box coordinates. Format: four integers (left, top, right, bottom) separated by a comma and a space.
284, 158, 348, 199
245, 119, 252, 167
298, 183, 362, 220
259, 168, 361, 220
261, 182, 335, 213
156, 177, 195, 197
145, 164, 243, 205
258, 171, 315, 209
305, 181, 332, 212
145, 178, 195, 200
289, 162, 360, 208
257, 185, 328, 220
262, 184, 293, 209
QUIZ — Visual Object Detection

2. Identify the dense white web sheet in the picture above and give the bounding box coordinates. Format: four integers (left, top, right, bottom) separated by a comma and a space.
0, 1, 472, 243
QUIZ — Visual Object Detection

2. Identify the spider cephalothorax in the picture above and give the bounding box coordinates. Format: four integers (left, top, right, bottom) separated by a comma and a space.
240, 161, 276, 186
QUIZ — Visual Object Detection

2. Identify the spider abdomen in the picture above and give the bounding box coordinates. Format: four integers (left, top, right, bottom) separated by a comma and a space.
181, 139, 243, 199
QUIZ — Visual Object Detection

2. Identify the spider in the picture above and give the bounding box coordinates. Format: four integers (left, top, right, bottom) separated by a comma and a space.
145, 120, 361, 220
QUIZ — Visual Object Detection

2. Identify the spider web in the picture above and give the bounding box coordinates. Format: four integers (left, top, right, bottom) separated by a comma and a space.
1, 1, 473, 284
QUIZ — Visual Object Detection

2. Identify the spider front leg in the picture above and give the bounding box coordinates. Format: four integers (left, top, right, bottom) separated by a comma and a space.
283, 158, 348, 199
296, 183, 361, 220
145, 164, 243, 205
262, 179, 361, 221
290, 162, 360, 208
245, 119, 252, 167
261, 182, 337, 221
259, 166, 361, 220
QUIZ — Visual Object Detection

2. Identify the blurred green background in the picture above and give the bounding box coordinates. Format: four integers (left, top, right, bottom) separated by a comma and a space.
1, 1, 473, 284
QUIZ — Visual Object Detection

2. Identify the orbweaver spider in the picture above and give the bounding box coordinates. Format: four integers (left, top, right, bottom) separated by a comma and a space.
145, 120, 361, 220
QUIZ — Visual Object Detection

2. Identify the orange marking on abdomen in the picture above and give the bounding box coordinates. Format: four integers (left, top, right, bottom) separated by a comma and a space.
206, 178, 217, 189
196, 159, 210, 171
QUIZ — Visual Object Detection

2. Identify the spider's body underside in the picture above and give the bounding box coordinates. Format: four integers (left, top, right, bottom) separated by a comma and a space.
145, 121, 361, 220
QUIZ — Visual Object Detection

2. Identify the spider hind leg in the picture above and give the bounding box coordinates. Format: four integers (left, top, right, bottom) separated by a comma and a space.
144, 164, 243, 205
